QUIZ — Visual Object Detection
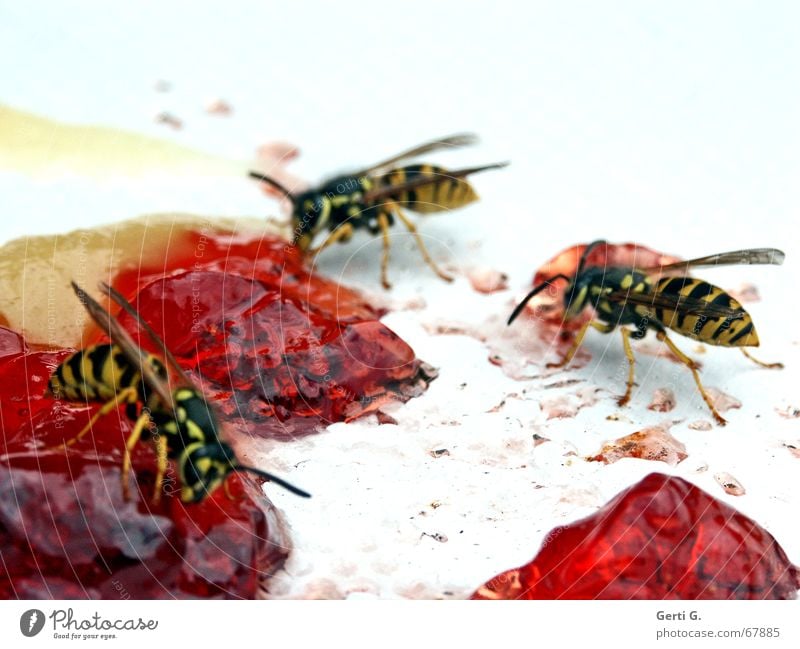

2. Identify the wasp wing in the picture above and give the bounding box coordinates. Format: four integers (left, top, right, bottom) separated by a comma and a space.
353, 133, 479, 177
606, 289, 747, 321
639, 248, 785, 275
363, 162, 508, 204
101, 282, 194, 387
72, 282, 175, 408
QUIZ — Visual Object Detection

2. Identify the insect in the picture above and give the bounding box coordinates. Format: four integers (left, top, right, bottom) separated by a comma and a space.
48, 281, 311, 504
507, 242, 785, 425
249, 133, 507, 289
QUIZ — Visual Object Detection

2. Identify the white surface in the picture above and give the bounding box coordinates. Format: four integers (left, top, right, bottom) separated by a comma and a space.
1, 1, 799, 599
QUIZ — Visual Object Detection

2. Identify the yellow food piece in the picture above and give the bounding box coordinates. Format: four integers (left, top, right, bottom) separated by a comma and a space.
0, 104, 238, 176
0, 215, 272, 347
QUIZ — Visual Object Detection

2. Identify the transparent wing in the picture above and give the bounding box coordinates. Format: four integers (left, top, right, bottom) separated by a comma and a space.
72, 282, 175, 408
354, 133, 479, 177
606, 289, 747, 321
640, 248, 785, 274
101, 282, 193, 386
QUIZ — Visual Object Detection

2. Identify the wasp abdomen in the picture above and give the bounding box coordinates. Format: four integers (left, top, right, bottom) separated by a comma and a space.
654, 277, 758, 347
49, 343, 167, 402
378, 164, 479, 213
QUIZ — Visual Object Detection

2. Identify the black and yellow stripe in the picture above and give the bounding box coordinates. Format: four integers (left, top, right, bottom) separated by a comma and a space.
654, 277, 758, 347
49, 343, 167, 402
377, 164, 479, 213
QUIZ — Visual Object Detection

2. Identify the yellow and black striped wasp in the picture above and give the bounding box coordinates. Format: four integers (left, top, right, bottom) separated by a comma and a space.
48, 281, 311, 504
507, 241, 785, 425
249, 133, 508, 289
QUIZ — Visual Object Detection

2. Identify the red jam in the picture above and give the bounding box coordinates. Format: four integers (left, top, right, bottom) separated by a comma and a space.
0, 229, 435, 597
473, 474, 799, 599
111, 230, 435, 437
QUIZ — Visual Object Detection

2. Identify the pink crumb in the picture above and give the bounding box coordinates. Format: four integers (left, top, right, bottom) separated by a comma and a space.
467, 267, 509, 294
648, 388, 676, 412
715, 472, 746, 496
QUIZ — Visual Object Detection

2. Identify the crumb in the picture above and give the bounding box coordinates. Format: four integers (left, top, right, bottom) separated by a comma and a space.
587, 424, 688, 466
544, 378, 583, 389
776, 406, 800, 419
688, 419, 713, 431
422, 321, 471, 337
728, 283, 761, 303
429, 448, 450, 458
782, 442, 800, 459
153, 111, 182, 129
467, 267, 509, 294
206, 98, 232, 115
375, 411, 398, 425
540, 387, 599, 419
648, 387, 676, 412
487, 393, 519, 413
714, 472, 745, 496
706, 388, 742, 412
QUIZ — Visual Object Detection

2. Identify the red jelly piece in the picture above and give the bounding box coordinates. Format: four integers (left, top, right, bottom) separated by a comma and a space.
109, 231, 435, 438
0, 341, 288, 599
473, 473, 799, 600
519, 241, 681, 330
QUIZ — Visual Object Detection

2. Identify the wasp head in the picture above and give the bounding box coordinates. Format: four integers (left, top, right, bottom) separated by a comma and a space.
179, 441, 238, 503
289, 189, 330, 251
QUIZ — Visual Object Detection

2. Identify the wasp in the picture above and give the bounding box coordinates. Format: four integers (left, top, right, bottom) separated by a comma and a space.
249, 134, 507, 289
507, 242, 785, 425
48, 281, 311, 504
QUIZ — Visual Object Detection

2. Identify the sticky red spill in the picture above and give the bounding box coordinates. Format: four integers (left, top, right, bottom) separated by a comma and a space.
517, 241, 680, 330
0, 229, 435, 597
473, 474, 799, 600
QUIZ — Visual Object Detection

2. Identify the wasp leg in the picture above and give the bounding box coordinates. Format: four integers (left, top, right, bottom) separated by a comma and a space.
547, 320, 615, 369
618, 327, 637, 407
307, 223, 355, 257
48, 387, 138, 451
391, 203, 453, 284
740, 348, 784, 369
151, 432, 169, 506
377, 211, 393, 289
121, 410, 151, 502
656, 331, 726, 426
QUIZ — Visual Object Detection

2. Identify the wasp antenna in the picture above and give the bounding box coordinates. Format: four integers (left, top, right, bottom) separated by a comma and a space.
507, 274, 571, 326
237, 466, 311, 498
248, 171, 295, 201
71, 280, 89, 301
